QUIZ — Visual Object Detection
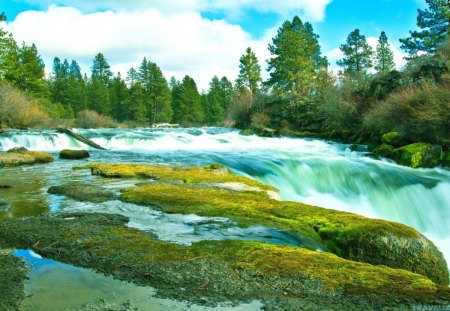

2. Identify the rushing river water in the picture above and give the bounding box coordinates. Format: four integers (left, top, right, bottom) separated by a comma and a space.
1, 127, 449, 308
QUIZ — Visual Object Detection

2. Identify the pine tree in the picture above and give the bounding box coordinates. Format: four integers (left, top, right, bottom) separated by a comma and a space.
375, 31, 395, 73
109, 73, 128, 122
14, 43, 49, 99
267, 16, 327, 95
88, 53, 112, 115
337, 29, 373, 76
126, 68, 147, 123
67, 60, 87, 113
204, 76, 225, 124
400, 0, 449, 56
0, 13, 18, 81
181, 75, 203, 126
138, 58, 172, 124
236, 47, 261, 98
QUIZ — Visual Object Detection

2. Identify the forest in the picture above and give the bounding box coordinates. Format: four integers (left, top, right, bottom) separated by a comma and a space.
0, 0, 448, 152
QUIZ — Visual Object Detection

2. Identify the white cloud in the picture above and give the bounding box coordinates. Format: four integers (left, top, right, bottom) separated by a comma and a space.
7, 6, 274, 91
21, 0, 332, 22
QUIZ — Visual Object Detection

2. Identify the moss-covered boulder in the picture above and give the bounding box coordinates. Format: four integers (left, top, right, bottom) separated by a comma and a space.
76, 163, 449, 286
0, 213, 448, 309
48, 183, 116, 203
394, 143, 444, 168
372, 144, 395, 158
0, 147, 54, 167
381, 132, 403, 147
60, 149, 90, 160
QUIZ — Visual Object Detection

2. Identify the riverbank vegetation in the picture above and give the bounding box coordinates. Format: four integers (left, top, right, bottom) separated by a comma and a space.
0, 0, 448, 166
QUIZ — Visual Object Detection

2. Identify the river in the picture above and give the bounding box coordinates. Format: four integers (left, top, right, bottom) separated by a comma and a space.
1, 127, 449, 308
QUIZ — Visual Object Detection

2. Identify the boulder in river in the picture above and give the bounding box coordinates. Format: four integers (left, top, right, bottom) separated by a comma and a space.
394, 143, 444, 168
60, 149, 90, 160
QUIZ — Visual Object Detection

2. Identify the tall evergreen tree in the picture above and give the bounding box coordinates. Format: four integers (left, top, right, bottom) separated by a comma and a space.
109, 73, 128, 122
181, 75, 203, 125
375, 31, 395, 73
91, 53, 113, 84
219, 77, 233, 113
0, 13, 18, 81
138, 58, 172, 124
267, 16, 327, 95
337, 29, 373, 76
67, 60, 87, 112
236, 47, 262, 98
88, 53, 112, 115
13, 43, 49, 99
400, 0, 449, 56
204, 76, 225, 124
126, 68, 147, 123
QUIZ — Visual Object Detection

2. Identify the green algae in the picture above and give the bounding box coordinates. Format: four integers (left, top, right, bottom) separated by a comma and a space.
0, 213, 448, 309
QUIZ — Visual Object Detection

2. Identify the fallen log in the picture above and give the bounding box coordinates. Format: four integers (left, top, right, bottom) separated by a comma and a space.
57, 128, 107, 150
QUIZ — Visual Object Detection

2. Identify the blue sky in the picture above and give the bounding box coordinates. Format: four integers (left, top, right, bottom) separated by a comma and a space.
1, 0, 426, 90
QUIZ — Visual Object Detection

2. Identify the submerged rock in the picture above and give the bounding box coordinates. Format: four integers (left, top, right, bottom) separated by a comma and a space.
60, 149, 90, 160
0, 213, 448, 310
48, 183, 116, 203
76, 163, 449, 286
0, 148, 54, 167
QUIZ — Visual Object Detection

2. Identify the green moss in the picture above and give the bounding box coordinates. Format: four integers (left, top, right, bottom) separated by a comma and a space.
394, 143, 443, 168
75, 162, 275, 191
373, 144, 395, 158
77, 163, 449, 286
0, 213, 445, 305
0, 151, 54, 167
60, 149, 90, 160
381, 132, 403, 146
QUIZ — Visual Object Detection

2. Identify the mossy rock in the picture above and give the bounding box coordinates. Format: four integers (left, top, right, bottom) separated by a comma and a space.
442, 152, 450, 168
372, 144, 395, 158
48, 183, 116, 203
77, 163, 449, 286
6, 146, 29, 153
60, 149, 90, 160
381, 132, 403, 147
394, 143, 444, 168
0, 213, 448, 309
0, 149, 54, 167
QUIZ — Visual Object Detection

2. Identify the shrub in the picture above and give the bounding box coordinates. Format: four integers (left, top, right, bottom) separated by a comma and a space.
0, 83, 49, 128
364, 77, 450, 147
74, 109, 115, 128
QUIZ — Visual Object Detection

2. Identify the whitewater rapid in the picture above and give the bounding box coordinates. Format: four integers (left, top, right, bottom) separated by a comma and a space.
1, 127, 449, 268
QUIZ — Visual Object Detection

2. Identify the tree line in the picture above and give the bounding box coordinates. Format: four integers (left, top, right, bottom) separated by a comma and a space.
0, 0, 448, 147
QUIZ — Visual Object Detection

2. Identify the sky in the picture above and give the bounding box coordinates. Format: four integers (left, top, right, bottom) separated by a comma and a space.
0, 0, 426, 91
